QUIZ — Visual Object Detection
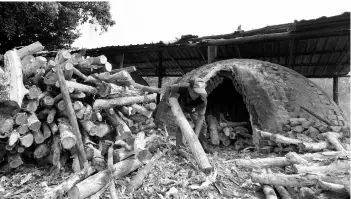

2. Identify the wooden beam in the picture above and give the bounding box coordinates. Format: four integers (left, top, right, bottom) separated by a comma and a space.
207, 46, 217, 64
333, 76, 339, 104
164, 50, 185, 75
312, 37, 330, 76
157, 51, 163, 104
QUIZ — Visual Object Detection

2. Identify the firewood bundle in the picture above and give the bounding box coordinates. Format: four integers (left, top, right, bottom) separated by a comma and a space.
205, 114, 252, 149
0, 41, 163, 172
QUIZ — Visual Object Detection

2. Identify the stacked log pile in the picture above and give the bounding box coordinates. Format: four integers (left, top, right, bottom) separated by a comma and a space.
235, 128, 350, 198
0, 41, 163, 177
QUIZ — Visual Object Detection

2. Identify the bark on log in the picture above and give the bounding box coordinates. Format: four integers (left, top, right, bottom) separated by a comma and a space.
33, 129, 45, 144
8, 154, 23, 168
56, 63, 87, 167
56, 80, 97, 95
28, 113, 41, 131
68, 157, 143, 199
131, 104, 153, 118
293, 160, 350, 174
0, 49, 29, 113
322, 132, 345, 151
126, 150, 166, 192
43, 164, 95, 199
17, 41, 44, 59
110, 66, 136, 74
15, 112, 27, 125
34, 144, 50, 159
133, 83, 160, 94
169, 97, 212, 173
58, 118, 77, 150
93, 94, 156, 109
207, 115, 220, 145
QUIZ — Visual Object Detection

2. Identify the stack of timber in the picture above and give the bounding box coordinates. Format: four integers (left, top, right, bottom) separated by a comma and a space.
0, 41, 164, 177
235, 128, 350, 198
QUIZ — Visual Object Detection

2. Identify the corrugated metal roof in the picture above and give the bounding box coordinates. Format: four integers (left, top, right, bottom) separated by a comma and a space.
76, 12, 350, 77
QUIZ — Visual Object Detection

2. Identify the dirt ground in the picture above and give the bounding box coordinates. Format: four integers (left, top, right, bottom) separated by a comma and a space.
0, 139, 348, 199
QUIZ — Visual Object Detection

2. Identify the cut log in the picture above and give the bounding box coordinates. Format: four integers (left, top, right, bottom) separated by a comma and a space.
43, 164, 95, 199
86, 144, 105, 171
58, 118, 77, 150
131, 104, 153, 118
106, 108, 132, 137
113, 148, 135, 163
0, 49, 29, 114
45, 60, 56, 73
207, 115, 220, 145
48, 134, 60, 170
76, 106, 86, 119
285, 152, 309, 165
322, 132, 345, 151
55, 50, 71, 64
42, 122, 52, 140
218, 121, 248, 131
68, 157, 143, 199
104, 62, 112, 72
28, 113, 41, 131
33, 129, 45, 144
34, 144, 50, 159
254, 129, 329, 152
301, 151, 349, 162
0, 117, 14, 138
93, 94, 156, 109
24, 100, 38, 112
110, 66, 136, 74
266, 169, 292, 199
15, 112, 27, 126
235, 157, 290, 168
94, 70, 131, 84
116, 110, 133, 127
8, 154, 23, 168
63, 62, 74, 80
114, 140, 132, 151
17, 146, 25, 153
133, 83, 160, 94
293, 160, 350, 174
107, 144, 118, 199
318, 180, 349, 193
20, 133, 34, 148
73, 101, 84, 111
49, 122, 59, 135
8, 130, 20, 146
126, 150, 166, 193
91, 55, 107, 65
169, 97, 212, 173
23, 56, 47, 81
28, 85, 42, 100
80, 120, 95, 135
17, 41, 44, 59
263, 184, 278, 199
41, 95, 55, 107
47, 108, 57, 124
95, 111, 102, 122
91, 123, 112, 138
17, 124, 29, 135
144, 102, 157, 111
56, 80, 97, 95
56, 62, 87, 167
72, 66, 88, 81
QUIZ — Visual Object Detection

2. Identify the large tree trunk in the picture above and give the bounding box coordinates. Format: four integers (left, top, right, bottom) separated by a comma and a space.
169, 97, 212, 173
58, 118, 77, 150
292, 160, 350, 174
17, 41, 44, 59
0, 49, 29, 116
68, 157, 143, 199
322, 132, 345, 151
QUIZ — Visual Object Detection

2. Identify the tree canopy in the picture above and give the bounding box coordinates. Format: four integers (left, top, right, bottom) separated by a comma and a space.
0, 2, 115, 53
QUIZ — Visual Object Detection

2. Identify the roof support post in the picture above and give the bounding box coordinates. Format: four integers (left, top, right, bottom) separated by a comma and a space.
207, 46, 217, 64
156, 51, 163, 104
119, 53, 124, 68
333, 76, 339, 105
288, 39, 295, 68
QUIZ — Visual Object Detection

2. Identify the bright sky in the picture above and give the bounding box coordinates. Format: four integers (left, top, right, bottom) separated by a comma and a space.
72, 0, 350, 49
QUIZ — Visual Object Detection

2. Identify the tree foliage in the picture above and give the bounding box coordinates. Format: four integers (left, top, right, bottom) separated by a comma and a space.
0, 2, 115, 53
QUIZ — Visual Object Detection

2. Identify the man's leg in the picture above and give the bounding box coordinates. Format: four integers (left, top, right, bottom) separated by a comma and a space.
198, 121, 214, 154
176, 126, 188, 158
